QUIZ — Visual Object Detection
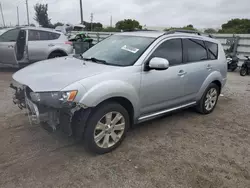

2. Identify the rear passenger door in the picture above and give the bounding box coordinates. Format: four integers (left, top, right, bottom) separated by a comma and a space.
28, 30, 60, 62
182, 38, 212, 98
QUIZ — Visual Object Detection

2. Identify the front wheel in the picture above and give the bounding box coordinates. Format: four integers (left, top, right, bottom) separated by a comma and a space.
196, 83, 219, 114
240, 67, 247, 76
83, 102, 130, 154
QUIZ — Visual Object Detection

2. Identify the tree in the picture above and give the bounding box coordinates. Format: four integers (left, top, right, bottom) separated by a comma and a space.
52, 22, 64, 28
164, 24, 197, 31
218, 19, 250, 34
204, 28, 217, 34
34, 3, 52, 28
102, 27, 119, 32
83, 21, 103, 31
115, 19, 142, 31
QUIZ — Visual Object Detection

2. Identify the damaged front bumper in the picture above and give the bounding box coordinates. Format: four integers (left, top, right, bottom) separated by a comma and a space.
10, 83, 89, 137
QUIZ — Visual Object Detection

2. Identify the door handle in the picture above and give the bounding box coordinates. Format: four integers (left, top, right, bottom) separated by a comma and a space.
207, 64, 212, 70
8, 45, 14, 48
178, 70, 187, 76
48, 44, 55, 47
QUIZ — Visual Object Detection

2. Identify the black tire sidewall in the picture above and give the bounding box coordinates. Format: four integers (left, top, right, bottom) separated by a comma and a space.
198, 83, 219, 114
49, 52, 63, 59
83, 102, 130, 154
240, 67, 247, 76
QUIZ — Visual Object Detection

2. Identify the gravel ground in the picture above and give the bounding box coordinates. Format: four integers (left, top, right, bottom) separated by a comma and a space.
0, 71, 250, 188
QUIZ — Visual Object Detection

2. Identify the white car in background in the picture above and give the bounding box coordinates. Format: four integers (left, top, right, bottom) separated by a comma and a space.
0, 27, 73, 68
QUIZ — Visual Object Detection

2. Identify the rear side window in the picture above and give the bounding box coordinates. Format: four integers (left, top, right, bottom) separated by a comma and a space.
205, 41, 218, 60
49, 32, 60, 40
0, 29, 20, 42
151, 39, 183, 66
28, 30, 60, 41
183, 39, 208, 63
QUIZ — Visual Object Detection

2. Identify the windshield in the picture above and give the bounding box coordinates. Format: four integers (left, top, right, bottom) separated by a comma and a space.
82, 35, 155, 66
0, 29, 8, 36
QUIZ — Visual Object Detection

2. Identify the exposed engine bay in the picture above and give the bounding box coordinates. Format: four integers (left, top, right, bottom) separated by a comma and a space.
10, 83, 89, 137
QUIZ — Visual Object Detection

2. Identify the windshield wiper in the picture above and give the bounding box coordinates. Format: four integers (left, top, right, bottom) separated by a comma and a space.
82, 57, 108, 64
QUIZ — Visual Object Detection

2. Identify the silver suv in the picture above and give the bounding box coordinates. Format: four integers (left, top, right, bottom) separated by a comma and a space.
0, 27, 73, 67
11, 30, 227, 154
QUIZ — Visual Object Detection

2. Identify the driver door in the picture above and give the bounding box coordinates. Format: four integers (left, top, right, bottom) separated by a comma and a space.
0, 29, 20, 66
140, 38, 190, 116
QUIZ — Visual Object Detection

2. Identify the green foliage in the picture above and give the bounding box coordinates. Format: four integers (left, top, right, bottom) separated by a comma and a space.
83, 21, 103, 31
52, 22, 64, 28
218, 19, 250, 34
164, 24, 197, 31
102, 27, 119, 32
34, 4, 52, 28
204, 28, 217, 34
115, 19, 142, 31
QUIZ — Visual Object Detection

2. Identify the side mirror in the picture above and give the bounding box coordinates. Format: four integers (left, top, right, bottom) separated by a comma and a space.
148, 57, 169, 70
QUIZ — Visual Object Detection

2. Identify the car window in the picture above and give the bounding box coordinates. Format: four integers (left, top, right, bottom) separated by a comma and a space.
28, 30, 60, 41
205, 41, 218, 60
0, 29, 20, 42
82, 35, 155, 66
150, 39, 182, 66
183, 39, 208, 62
49, 32, 60, 40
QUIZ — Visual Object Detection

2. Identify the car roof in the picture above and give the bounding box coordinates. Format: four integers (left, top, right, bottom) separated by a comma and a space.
115, 31, 219, 43
22, 27, 62, 34
116, 31, 165, 38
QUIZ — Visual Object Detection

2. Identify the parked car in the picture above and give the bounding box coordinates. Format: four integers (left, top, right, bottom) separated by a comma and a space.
11, 30, 227, 154
240, 55, 250, 76
0, 27, 73, 67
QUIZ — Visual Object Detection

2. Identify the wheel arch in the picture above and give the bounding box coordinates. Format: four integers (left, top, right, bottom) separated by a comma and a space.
48, 49, 68, 59
95, 96, 135, 125
196, 71, 223, 101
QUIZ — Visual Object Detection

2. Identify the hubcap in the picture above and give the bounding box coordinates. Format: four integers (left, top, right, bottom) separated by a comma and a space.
205, 88, 218, 111
241, 68, 247, 75
94, 112, 125, 148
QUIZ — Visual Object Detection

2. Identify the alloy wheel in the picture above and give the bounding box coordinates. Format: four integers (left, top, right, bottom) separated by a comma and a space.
204, 88, 218, 111
94, 112, 125, 149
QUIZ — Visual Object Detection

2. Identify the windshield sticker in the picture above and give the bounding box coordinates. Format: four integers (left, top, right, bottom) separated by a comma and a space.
121, 45, 139, 53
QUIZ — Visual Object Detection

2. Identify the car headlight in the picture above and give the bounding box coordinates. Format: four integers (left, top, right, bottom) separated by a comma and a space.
30, 90, 78, 106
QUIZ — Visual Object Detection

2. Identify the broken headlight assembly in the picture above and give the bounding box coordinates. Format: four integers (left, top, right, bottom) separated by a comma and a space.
30, 90, 78, 108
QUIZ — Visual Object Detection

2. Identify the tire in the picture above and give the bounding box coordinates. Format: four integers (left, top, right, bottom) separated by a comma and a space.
48, 52, 65, 59
83, 102, 130, 154
240, 67, 247, 76
196, 83, 220, 114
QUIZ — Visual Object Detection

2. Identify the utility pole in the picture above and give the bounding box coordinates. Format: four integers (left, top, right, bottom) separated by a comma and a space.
90, 13, 93, 31
17, 6, 20, 26
110, 15, 112, 28
25, 0, 30, 26
0, 2, 5, 27
79, 0, 83, 24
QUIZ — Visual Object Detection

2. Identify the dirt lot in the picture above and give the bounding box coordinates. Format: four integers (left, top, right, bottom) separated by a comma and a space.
0, 71, 250, 188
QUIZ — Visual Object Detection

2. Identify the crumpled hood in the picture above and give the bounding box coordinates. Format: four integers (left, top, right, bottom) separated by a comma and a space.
13, 56, 119, 92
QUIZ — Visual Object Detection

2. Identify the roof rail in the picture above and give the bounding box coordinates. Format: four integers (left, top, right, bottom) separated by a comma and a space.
165, 29, 214, 38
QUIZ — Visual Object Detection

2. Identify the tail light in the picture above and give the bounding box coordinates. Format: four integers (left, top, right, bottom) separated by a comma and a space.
65, 41, 73, 46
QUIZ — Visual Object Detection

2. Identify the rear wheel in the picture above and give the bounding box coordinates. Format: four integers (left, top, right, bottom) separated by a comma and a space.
240, 67, 247, 76
48, 52, 65, 59
196, 83, 219, 114
83, 102, 130, 154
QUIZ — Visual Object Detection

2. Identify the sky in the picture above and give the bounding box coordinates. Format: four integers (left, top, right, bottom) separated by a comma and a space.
0, 0, 250, 29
